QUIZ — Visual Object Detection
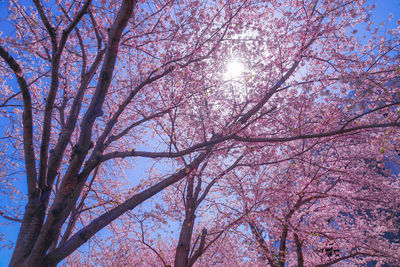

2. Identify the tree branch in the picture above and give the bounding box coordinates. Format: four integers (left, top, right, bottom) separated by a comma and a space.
0, 46, 37, 196
0, 210, 22, 223
32, 0, 57, 48
315, 252, 372, 267
25, 1, 135, 264
188, 228, 207, 267
36, 0, 92, 190
341, 100, 400, 130
239, 36, 318, 124
44, 151, 209, 265
249, 221, 278, 267
233, 122, 400, 143
294, 233, 304, 267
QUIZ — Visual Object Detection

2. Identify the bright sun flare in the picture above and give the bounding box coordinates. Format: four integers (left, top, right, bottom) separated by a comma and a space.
225, 60, 244, 79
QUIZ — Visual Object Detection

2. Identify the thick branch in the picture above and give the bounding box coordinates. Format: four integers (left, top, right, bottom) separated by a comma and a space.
25, 1, 135, 265
278, 226, 288, 267
233, 122, 400, 143
101, 134, 230, 162
37, 0, 92, 190
102, 120, 400, 167
45, 48, 105, 199
0, 46, 37, 196
44, 151, 209, 265
249, 221, 278, 267
294, 233, 304, 267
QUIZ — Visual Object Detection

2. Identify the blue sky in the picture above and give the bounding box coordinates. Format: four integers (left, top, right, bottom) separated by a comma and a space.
0, 0, 399, 266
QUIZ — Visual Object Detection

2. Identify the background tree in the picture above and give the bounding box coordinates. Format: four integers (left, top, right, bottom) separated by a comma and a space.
0, 0, 399, 266
234, 144, 400, 266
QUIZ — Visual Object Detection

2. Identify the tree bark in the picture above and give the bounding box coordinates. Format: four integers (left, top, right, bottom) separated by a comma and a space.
9, 199, 45, 267
174, 213, 196, 267
294, 233, 304, 267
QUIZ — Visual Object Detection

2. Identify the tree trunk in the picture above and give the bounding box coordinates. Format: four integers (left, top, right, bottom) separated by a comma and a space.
174, 212, 196, 267
9, 196, 45, 267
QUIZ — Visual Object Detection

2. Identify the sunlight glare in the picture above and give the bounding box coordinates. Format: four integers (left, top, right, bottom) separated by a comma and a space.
225, 60, 244, 79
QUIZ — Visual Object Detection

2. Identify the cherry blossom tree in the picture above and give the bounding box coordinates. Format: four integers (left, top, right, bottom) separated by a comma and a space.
65, 154, 249, 266
232, 143, 400, 266
0, 0, 399, 266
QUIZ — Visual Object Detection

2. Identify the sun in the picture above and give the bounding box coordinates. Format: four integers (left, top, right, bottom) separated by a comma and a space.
225, 60, 244, 79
